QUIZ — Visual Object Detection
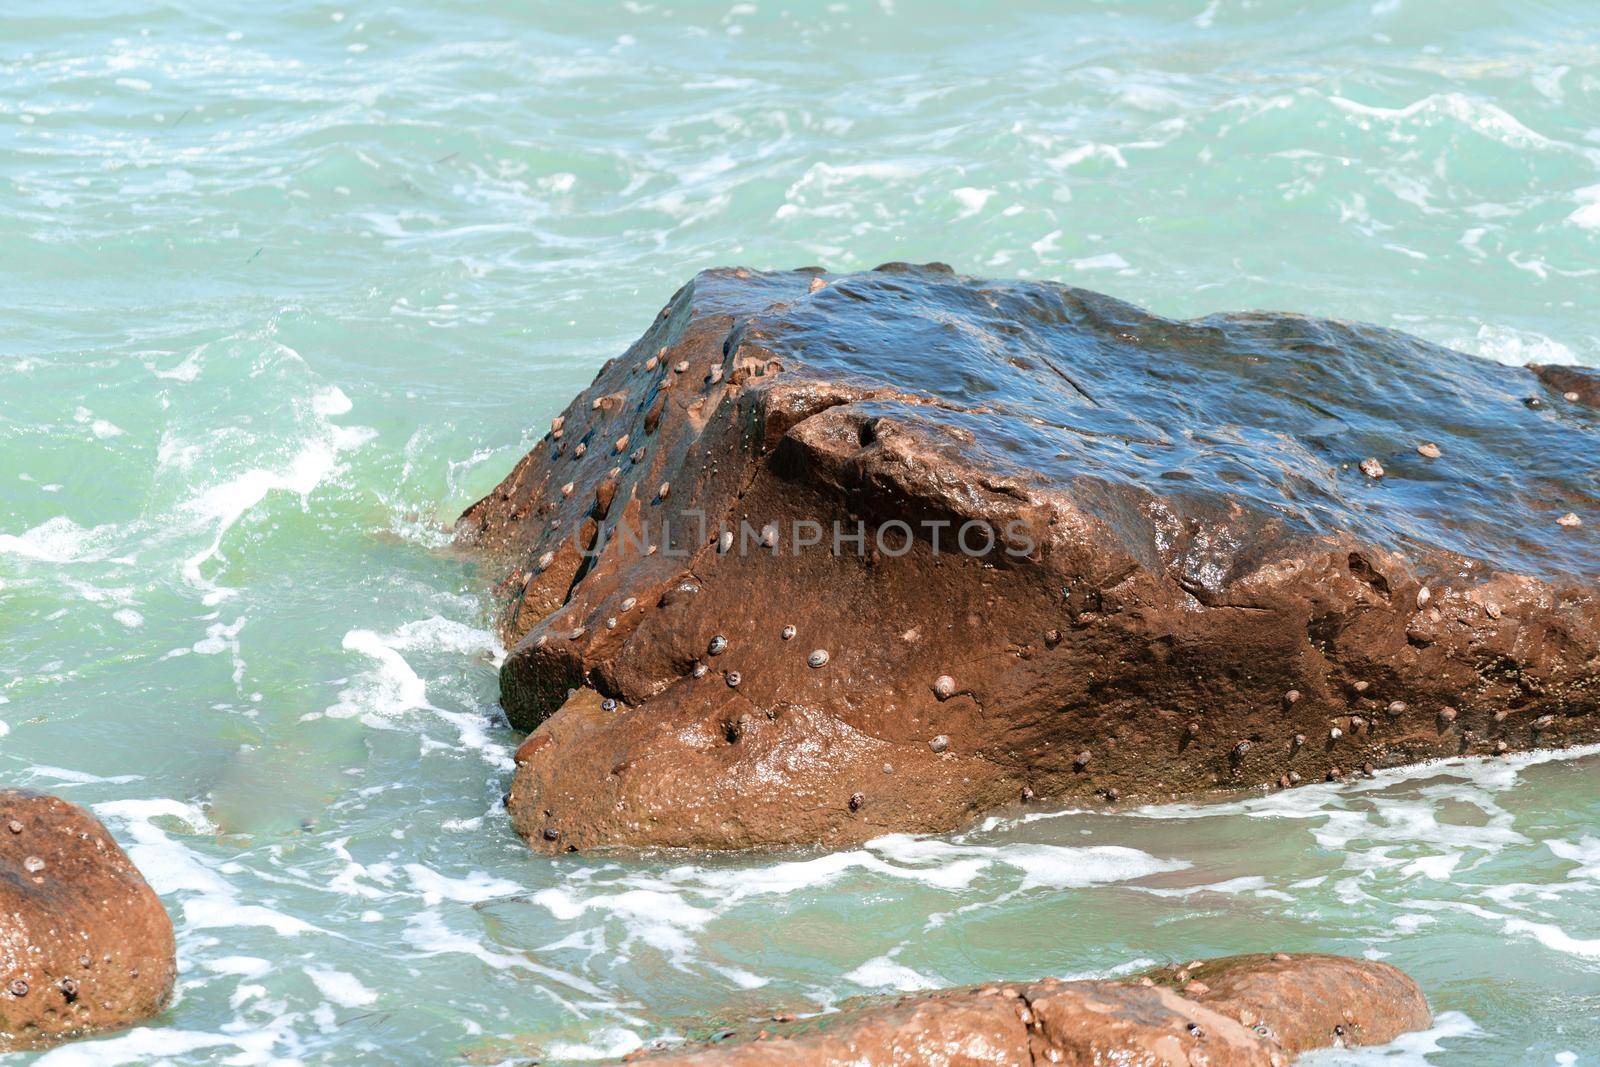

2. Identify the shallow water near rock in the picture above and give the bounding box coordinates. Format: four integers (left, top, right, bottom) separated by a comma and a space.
3, 0, 1598, 1063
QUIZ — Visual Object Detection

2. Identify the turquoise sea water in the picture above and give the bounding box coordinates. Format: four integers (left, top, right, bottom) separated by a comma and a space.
3, 1, 1598, 1063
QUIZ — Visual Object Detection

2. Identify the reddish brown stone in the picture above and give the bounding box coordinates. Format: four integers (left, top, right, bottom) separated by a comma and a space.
459, 264, 1600, 852
1532, 363, 1600, 408
629, 953, 1430, 1066
0, 790, 176, 1050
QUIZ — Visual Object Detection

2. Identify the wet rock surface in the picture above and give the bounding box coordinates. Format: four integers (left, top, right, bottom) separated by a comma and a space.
459, 263, 1600, 852
624, 953, 1431, 1066
0, 790, 176, 1050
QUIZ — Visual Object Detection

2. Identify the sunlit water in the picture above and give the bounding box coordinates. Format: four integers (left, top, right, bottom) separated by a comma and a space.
4, 1, 1599, 1063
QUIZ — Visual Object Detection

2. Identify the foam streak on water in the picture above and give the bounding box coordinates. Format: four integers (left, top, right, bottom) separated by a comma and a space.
2, 1, 1598, 1063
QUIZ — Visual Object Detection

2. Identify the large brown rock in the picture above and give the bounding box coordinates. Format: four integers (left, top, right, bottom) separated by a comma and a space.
458, 263, 1600, 852
0, 790, 176, 1050
627, 953, 1431, 1066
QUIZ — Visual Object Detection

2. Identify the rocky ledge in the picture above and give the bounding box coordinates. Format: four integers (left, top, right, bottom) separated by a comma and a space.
458, 263, 1600, 852
1, 790, 176, 1050
626, 953, 1431, 1066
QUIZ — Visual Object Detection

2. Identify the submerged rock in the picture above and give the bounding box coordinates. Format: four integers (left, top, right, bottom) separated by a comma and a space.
625, 953, 1431, 1065
460, 263, 1600, 852
0, 790, 176, 1050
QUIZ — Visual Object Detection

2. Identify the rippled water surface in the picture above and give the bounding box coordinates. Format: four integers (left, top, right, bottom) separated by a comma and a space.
4, 1, 1599, 1063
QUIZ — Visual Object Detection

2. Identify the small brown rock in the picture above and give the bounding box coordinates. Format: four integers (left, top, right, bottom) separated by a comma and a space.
0, 791, 175, 1050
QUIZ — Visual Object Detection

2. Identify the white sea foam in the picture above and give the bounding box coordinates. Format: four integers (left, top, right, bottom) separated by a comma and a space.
1565, 183, 1600, 229
1069, 252, 1132, 272
844, 955, 940, 991
1139, 874, 1292, 901
94, 798, 318, 938
403, 911, 609, 999
1112, 745, 1600, 825
316, 621, 509, 766
405, 862, 523, 905
663, 835, 1188, 902
179, 441, 341, 601
312, 385, 354, 416
1328, 92, 1581, 156
306, 967, 379, 1007
1049, 142, 1129, 169
31, 1029, 238, 1066
146, 339, 374, 609
557, 888, 717, 958
951, 186, 994, 218
1298, 1010, 1479, 1064
1507, 917, 1600, 959
1455, 322, 1578, 366
545, 1027, 645, 1061
20, 765, 142, 785
0, 515, 105, 563
1548, 836, 1600, 881
203, 956, 273, 978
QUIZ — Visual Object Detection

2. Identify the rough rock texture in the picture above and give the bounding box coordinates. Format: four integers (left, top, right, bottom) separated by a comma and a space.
458, 263, 1600, 852
0, 790, 176, 1050
626, 953, 1431, 1066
